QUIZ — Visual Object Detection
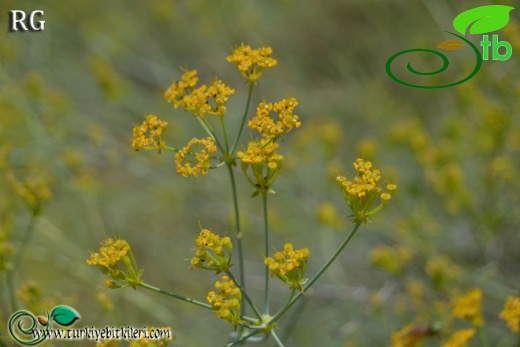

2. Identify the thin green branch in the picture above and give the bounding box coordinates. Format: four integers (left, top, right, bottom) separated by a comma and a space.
226, 165, 246, 311
271, 331, 285, 347
138, 282, 212, 310
225, 271, 263, 321
220, 117, 230, 153
231, 82, 254, 153
262, 193, 270, 315
478, 328, 490, 347
270, 289, 295, 325
226, 329, 260, 347
271, 222, 362, 323
197, 116, 225, 153
277, 292, 307, 343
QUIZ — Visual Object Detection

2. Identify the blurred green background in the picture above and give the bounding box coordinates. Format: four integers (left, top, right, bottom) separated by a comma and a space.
1, 0, 519, 346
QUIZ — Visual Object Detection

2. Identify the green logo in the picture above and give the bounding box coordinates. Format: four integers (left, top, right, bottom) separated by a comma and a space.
8, 306, 80, 345
386, 5, 515, 89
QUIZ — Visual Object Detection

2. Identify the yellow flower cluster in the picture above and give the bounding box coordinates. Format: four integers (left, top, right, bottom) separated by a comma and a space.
226, 44, 277, 83
164, 68, 198, 103
86, 238, 142, 289
391, 323, 438, 347
237, 139, 283, 194
442, 329, 475, 347
336, 159, 396, 223
340, 159, 382, 197
131, 114, 168, 152
190, 228, 232, 273
206, 276, 242, 330
6, 171, 52, 215
264, 243, 310, 292
174, 137, 217, 177
248, 98, 301, 138
451, 288, 483, 327
164, 69, 234, 117
500, 295, 520, 333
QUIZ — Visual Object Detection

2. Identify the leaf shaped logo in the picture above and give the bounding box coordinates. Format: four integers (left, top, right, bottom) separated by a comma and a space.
437, 39, 464, 51
49, 306, 81, 326
453, 5, 514, 35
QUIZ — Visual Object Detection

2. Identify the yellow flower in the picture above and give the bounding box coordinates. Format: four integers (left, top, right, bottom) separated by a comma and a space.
190, 228, 233, 273
500, 296, 520, 333
226, 44, 277, 82
164, 68, 198, 105
264, 243, 310, 292
390, 323, 439, 347
451, 288, 483, 327
87, 237, 142, 289
207, 276, 242, 330
174, 137, 217, 177
336, 159, 396, 223
248, 97, 301, 138
131, 114, 168, 152
442, 329, 475, 347
165, 69, 234, 117
205, 79, 235, 116
237, 139, 283, 195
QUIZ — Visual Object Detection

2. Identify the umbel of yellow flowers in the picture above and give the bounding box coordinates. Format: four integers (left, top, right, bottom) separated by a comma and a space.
206, 276, 242, 330
264, 243, 310, 292
86, 238, 142, 289
189, 228, 233, 273
336, 158, 397, 223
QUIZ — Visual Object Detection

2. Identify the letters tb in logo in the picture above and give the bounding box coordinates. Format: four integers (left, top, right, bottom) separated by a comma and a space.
9, 10, 45, 32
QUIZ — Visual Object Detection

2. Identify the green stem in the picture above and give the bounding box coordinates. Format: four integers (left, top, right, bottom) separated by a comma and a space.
277, 291, 307, 343
138, 282, 212, 310
137, 283, 258, 325
220, 117, 230, 153
225, 271, 263, 321
226, 330, 260, 347
161, 145, 178, 152
231, 83, 254, 153
226, 165, 246, 310
478, 328, 490, 347
197, 116, 225, 153
271, 222, 362, 323
271, 331, 285, 347
271, 289, 295, 324
262, 192, 270, 315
